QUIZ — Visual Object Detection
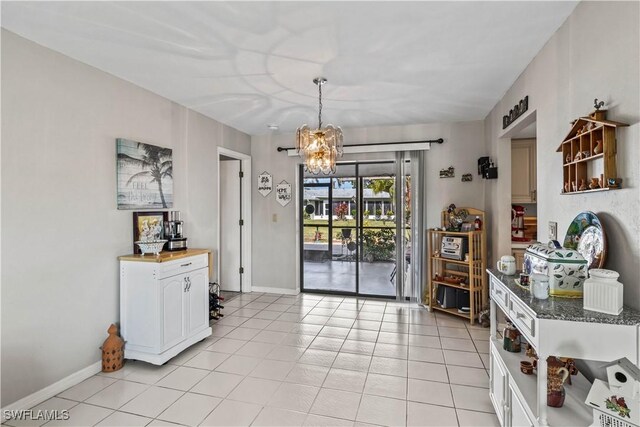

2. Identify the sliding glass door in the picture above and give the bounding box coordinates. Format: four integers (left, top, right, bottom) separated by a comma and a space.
300, 156, 423, 299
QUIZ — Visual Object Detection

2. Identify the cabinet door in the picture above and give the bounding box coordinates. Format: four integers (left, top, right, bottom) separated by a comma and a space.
186, 268, 209, 335
490, 344, 508, 426
160, 274, 186, 350
509, 383, 534, 427
511, 139, 536, 203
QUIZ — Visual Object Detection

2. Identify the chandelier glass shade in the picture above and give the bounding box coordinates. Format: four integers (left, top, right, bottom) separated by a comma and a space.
296, 78, 343, 175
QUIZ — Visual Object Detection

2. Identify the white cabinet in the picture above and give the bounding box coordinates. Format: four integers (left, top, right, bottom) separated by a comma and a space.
511, 139, 537, 203
120, 250, 212, 365
488, 269, 640, 427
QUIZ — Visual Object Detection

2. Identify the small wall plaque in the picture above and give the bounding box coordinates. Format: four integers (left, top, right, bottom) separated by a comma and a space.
461, 173, 473, 182
258, 171, 273, 197
439, 166, 455, 178
276, 180, 292, 207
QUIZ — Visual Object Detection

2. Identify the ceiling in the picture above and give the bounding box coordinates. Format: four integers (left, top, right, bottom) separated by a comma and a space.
1, 1, 577, 135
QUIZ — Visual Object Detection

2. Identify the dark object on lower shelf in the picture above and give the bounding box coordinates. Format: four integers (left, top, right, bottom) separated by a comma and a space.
209, 282, 225, 320
436, 286, 457, 309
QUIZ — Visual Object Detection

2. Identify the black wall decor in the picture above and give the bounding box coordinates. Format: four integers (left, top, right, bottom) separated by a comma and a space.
478, 157, 498, 180
502, 96, 529, 129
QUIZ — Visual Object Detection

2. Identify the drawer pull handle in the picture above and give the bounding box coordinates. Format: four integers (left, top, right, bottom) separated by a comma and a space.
495, 289, 502, 295
516, 312, 526, 319
181, 262, 192, 267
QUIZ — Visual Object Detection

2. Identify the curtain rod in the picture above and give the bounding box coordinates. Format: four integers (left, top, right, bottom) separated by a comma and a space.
276, 138, 444, 152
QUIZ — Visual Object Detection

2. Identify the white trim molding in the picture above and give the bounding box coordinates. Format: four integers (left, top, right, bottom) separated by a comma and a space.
1, 361, 101, 422
251, 286, 300, 296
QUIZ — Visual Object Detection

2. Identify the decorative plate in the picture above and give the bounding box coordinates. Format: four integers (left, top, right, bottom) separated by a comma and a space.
563, 211, 606, 269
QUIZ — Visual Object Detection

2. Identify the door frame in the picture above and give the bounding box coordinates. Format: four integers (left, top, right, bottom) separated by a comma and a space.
216, 147, 252, 293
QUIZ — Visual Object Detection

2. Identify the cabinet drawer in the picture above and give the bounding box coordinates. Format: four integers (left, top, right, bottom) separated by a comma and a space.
490, 277, 509, 313
158, 254, 208, 279
508, 296, 537, 347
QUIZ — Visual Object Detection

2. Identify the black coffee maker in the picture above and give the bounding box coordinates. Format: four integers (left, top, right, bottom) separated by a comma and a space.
165, 210, 187, 251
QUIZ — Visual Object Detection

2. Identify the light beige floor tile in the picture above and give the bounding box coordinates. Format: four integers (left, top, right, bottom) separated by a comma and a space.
340, 340, 376, 356
154, 367, 209, 391
346, 329, 378, 343
456, 408, 500, 426
480, 352, 490, 369
363, 373, 407, 399
146, 420, 183, 426
408, 324, 439, 336
356, 312, 384, 321
206, 338, 247, 354
215, 354, 262, 375
309, 308, 336, 317
352, 320, 381, 331
85, 380, 148, 409
407, 378, 454, 407
369, 356, 407, 377
57, 376, 117, 402
119, 386, 183, 418
157, 392, 221, 426
281, 333, 316, 348
267, 382, 320, 412
278, 312, 305, 322
408, 334, 441, 348
447, 365, 489, 388
304, 414, 354, 427
299, 349, 338, 367
45, 403, 112, 427
322, 368, 367, 393
242, 318, 274, 330
443, 349, 484, 368
435, 316, 467, 329
318, 326, 351, 339
408, 346, 444, 364
451, 384, 495, 412
200, 399, 262, 426
407, 360, 449, 383
285, 363, 330, 387
380, 322, 410, 334
190, 370, 243, 398
332, 352, 372, 372
332, 310, 359, 320
225, 327, 261, 341
226, 377, 282, 405
407, 401, 458, 426
235, 341, 276, 358
310, 389, 362, 421
252, 330, 288, 344
95, 411, 151, 426
253, 407, 307, 427
377, 332, 409, 345
325, 318, 355, 329
124, 363, 178, 385
356, 394, 406, 427
438, 326, 471, 339
266, 345, 306, 362
301, 315, 330, 325
215, 316, 250, 327
373, 343, 408, 359
265, 320, 298, 333
254, 310, 282, 320
440, 337, 477, 352
250, 359, 295, 381
182, 351, 229, 370
210, 325, 236, 338
309, 336, 345, 352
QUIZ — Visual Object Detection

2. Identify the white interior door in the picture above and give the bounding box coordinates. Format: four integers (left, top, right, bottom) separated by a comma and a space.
220, 159, 241, 291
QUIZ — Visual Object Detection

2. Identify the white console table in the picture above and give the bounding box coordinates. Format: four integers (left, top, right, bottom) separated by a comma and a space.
488, 269, 640, 427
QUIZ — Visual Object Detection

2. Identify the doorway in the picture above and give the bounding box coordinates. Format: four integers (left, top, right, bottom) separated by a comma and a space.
217, 148, 252, 293
299, 157, 420, 299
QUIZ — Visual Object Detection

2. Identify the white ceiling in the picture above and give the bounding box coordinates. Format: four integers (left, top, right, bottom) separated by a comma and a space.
1, 1, 577, 135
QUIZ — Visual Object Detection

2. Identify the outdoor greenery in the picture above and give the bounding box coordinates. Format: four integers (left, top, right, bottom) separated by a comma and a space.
361, 228, 396, 262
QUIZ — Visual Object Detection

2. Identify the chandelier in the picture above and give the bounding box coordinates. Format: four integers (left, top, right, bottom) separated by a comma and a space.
296, 77, 343, 175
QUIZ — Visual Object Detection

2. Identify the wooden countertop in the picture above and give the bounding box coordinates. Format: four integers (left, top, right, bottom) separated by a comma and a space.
119, 248, 211, 263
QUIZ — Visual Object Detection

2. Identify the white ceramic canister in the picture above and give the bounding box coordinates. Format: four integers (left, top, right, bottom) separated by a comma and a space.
497, 255, 517, 275
583, 269, 623, 315
531, 274, 550, 300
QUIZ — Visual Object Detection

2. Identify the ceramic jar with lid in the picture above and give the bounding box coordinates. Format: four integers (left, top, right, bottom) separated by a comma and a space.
583, 269, 623, 315
531, 274, 550, 300
503, 321, 522, 352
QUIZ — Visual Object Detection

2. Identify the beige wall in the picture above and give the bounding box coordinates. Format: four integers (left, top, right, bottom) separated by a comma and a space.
251, 121, 486, 291
484, 1, 640, 309
0, 30, 250, 406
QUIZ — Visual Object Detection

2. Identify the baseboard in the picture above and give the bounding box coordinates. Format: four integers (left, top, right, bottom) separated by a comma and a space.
1, 361, 102, 422
251, 286, 299, 296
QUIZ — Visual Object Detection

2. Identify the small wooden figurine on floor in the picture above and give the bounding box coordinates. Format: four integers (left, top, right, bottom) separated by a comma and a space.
101, 324, 124, 372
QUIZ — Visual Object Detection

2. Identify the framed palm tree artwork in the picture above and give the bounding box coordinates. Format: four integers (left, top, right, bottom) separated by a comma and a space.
116, 138, 173, 209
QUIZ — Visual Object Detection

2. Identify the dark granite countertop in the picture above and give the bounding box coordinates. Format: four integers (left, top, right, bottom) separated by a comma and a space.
487, 268, 640, 326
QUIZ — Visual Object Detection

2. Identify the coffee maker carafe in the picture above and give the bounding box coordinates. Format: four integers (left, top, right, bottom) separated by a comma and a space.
165, 211, 188, 251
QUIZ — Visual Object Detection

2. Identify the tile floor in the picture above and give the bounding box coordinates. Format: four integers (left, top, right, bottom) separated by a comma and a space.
5, 293, 498, 427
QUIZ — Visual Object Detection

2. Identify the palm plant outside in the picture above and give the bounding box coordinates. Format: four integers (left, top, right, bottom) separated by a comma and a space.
118, 143, 173, 208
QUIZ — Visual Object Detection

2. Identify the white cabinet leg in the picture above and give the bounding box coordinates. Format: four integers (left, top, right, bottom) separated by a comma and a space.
537, 355, 548, 426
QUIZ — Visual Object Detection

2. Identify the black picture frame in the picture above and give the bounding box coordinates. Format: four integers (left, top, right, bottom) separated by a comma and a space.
132, 211, 168, 254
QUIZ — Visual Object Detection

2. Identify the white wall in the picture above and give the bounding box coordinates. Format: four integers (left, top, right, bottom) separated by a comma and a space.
0, 30, 250, 406
484, 1, 640, 309
251, 121, 486, 291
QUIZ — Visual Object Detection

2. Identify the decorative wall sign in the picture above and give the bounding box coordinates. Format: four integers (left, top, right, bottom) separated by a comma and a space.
276, 180, 292, 206
502, 95, 529, 129
258, 171, 273, 197
461, 173, 473, 182
117, 138, 173, 209
439, 166, 455, 178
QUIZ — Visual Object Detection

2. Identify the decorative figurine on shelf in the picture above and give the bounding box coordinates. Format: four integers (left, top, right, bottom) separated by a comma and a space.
564, 182, 571, 193
585, 358, 639, 427
574, 151, 583, 161
594, 98, 605, 111
101, 324, 124, 372
503, 321, 522, 353
600, 174, 605, 189
590, 178, 600, 190
579, 179, 588, 191
594, 139, 603, 155
572, 182, 578, 192
446, 204, 468, 231
547, 356, 570, 408
566, 153, 572, 163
